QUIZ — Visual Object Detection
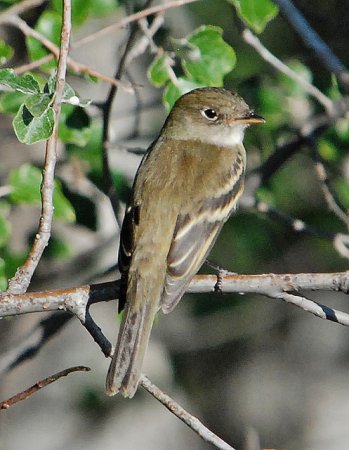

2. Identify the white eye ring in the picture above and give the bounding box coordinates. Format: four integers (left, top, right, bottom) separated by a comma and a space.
201, 108, 218, 121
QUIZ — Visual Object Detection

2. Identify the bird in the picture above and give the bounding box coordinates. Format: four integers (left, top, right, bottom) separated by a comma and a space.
106, 87, 264, 398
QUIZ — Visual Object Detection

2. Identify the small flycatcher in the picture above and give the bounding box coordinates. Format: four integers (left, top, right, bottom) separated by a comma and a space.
106, 87, 264, 398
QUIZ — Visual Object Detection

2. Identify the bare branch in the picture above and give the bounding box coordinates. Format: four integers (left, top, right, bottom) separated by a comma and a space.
0, 0, 45, 24
125, 13, 165, 65
5, 15, 134, 92
0, 313, 73, 375
99, 1, 169, 224
7, 0, 72, 294
74, 0, 199, 49
242, 28, 334, 113
2, 273, 349, 326
254, 200, 333, 240
334, 234, 349, 260
140, 375, 237, 450
255, 103, 349, 186
14, 54, 55, 75
312, 154, 349, 228
272, 0, 349, 89
0, 366, 90, 410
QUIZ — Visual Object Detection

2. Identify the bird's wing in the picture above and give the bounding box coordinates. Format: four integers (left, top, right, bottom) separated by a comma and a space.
160, 175, 244, 313
117, 203, 140, 312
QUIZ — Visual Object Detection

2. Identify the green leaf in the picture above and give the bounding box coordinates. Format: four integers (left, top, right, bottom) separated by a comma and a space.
45, 76, 91, 107
318, 138, 340, 162
66, 120, 103, 172
13, 104, 54, 144
53, 180, 76, 222
182, 26, 236, 86
24, 93, 53, 117
9, 164, 41, 204
277, 60, 313, 96
229, 0, 279, 33
335, 178, 349, 209
1, 249, 26, 281
26, 11, 61, 69
171, 37, 201, 62
163, 77, 205, 111
0, 214, 10, 247
0, 91, 27, 113
45, 235, 72, 259
89, 0, 119, 16
9, 164, 76, 222
62, 81, 76, 100
52, 0, 91, 26
62, 82, 91, 107
334, 118, 349, 142
45, 74, 57, 94
147, 53, 171, 87
59, 104, 91, 146
52, 0, 119, 23
0, 68, 40, 94
0, 39, 14, 64
0, 257, 7, 291
258, 82, 285, 129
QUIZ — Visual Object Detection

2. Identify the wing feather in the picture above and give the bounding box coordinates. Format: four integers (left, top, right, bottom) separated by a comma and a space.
161, 172, 245, 313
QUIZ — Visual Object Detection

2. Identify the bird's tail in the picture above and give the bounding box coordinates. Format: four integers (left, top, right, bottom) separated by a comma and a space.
106, 292, 159, 398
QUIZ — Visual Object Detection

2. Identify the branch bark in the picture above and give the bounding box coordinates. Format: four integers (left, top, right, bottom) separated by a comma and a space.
141, 375, 237, 450
2, 272, 349, 324
6, 0, 72, 295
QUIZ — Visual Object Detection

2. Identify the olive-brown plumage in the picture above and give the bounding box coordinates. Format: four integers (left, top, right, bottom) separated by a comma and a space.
106, 87, 264, 397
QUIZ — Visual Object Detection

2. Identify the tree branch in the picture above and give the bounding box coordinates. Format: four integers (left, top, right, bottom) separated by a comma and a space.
6, 0, 72, 295
0, 0, 45, 24
272, 0, 349, 89
242, 28, 334, 113
140, 375, 237, 450
311, 145, 349, 228
74, 0, 199, 49
0, 366, 90, 410
5, 14, 134, 92
2, 272, 349, 324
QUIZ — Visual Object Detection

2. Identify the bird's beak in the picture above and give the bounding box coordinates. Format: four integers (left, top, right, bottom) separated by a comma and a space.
233, 112, 265, 125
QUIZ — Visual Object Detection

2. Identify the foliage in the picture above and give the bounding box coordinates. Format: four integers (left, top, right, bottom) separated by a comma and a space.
1, 0, 349, 449
228, 0, 278, 33
0, 0, 277, 282
148, 25, 237, 109
0, 0, 347, 300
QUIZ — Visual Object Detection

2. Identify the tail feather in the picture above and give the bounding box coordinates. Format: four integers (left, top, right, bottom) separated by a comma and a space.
106, 298, 159, 398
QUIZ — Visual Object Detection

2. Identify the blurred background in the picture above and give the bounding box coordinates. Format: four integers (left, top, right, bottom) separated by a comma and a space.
1, 0, 349, 449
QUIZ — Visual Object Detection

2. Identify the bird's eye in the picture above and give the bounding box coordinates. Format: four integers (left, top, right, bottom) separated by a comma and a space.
201, 108, 218, 121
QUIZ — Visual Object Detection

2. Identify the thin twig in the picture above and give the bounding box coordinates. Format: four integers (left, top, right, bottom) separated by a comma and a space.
14, 54, 54, 74
0, 185, 12, 197
74, 0, 199, 49
0, 0, 45, 24
6, 15, 59, 55
100, 36, 138, 224
255, 104, 349, 186
125, 13, 165, 65
334, 234, 349, 260
311, 147, 349, 228
140, 375, 237, 450
12, 0, 197, 79
100, 0, 155, 224
254, 200, 333, 240
242, 28, 334, 114
0, 366, 90, 410
6, 15, 134, 92
7, 0, 72, 294
272, 0, 349, 89
0, 313, 73, 375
